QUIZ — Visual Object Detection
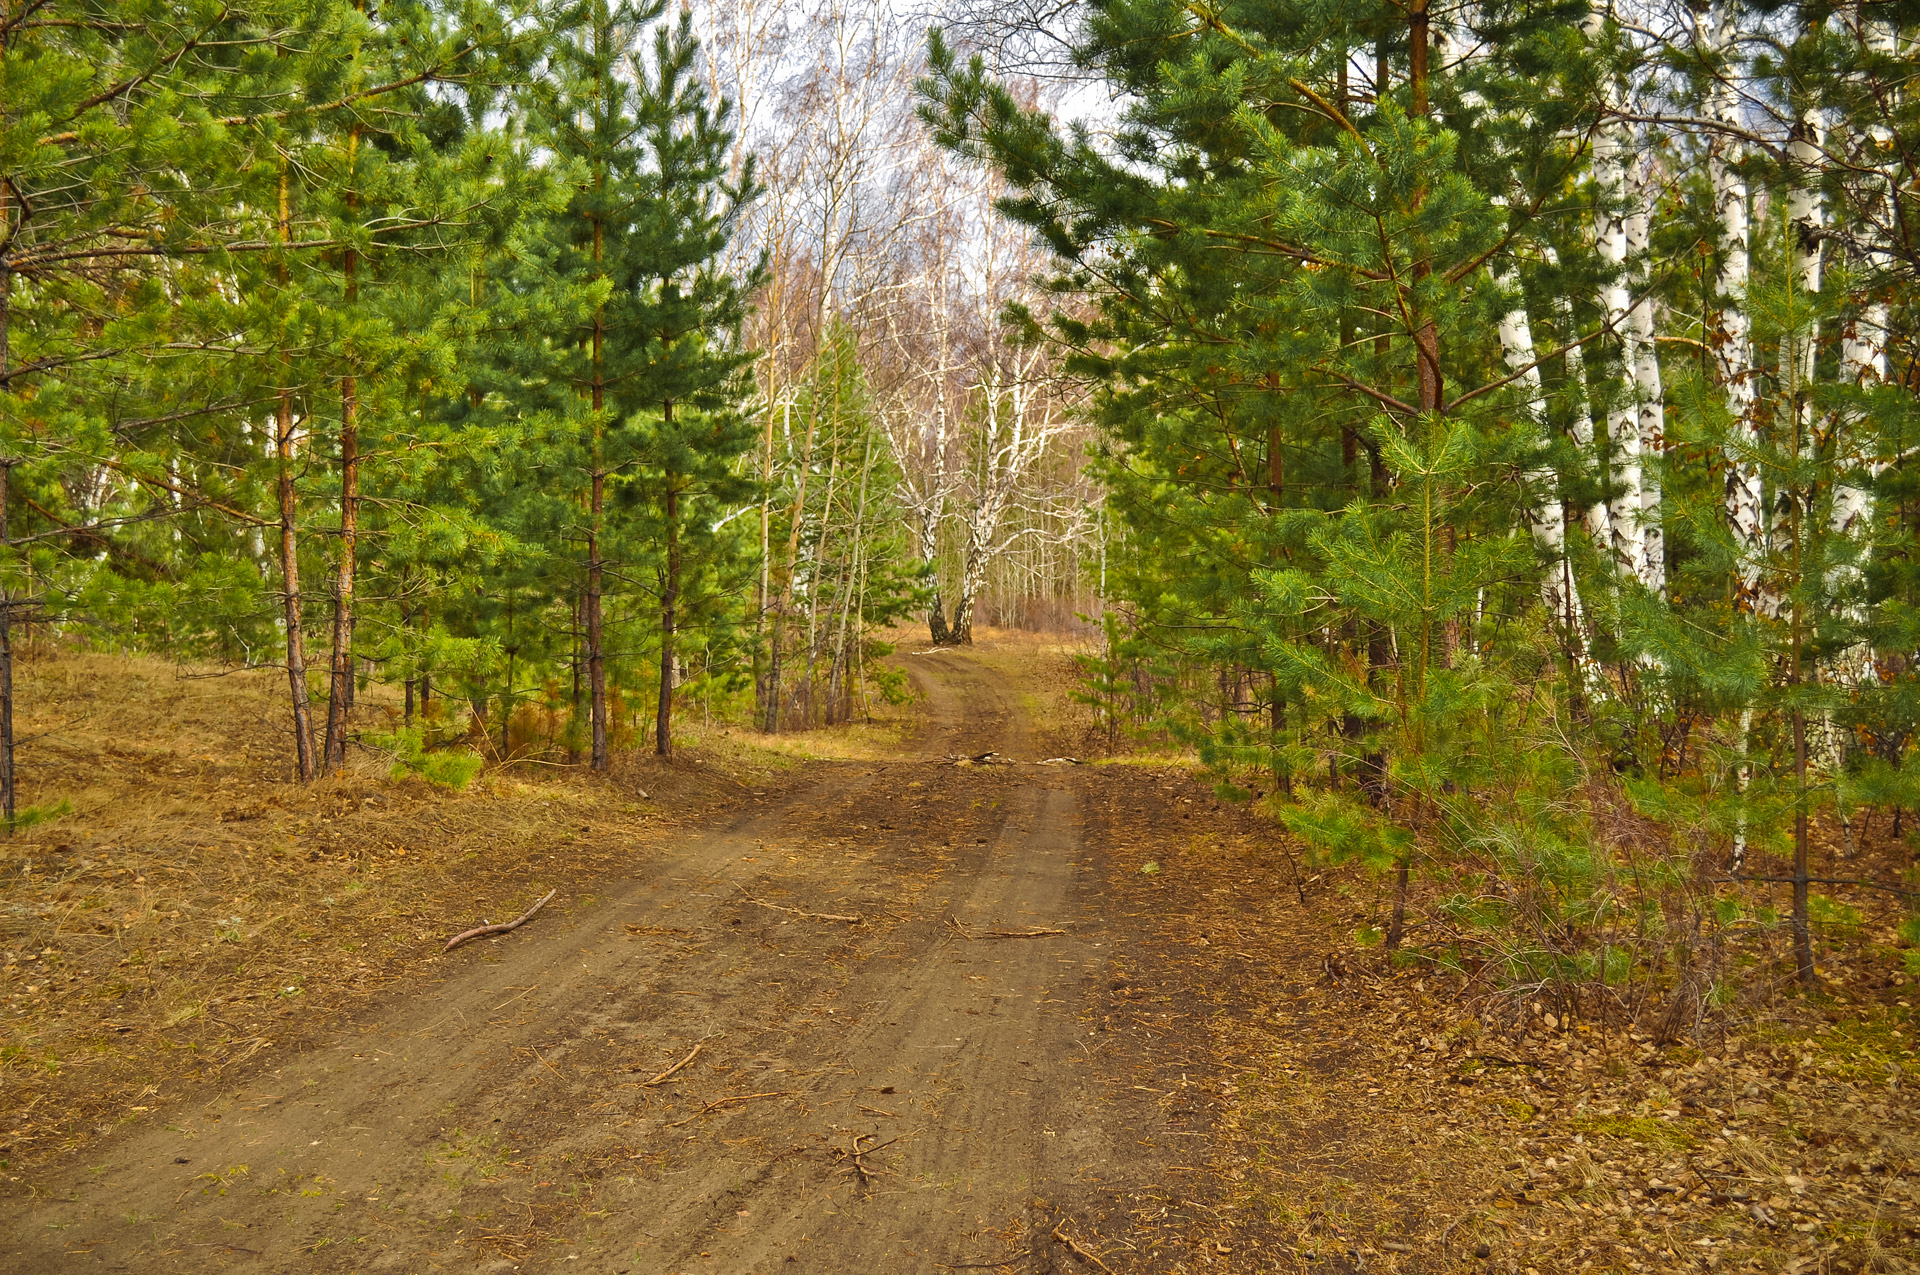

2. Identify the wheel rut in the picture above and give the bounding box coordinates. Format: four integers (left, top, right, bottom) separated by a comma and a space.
3, 651, 1177, 1274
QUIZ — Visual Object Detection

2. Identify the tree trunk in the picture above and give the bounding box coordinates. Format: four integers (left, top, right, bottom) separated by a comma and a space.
1587, 54, 1645, 576
1, 185, 16, 832
1832, 21, 1891, 688
951, 527, 987, 645
1704, 1, 1766, 612
587, 195, 609, 771
1386, 852, 1411, 951
657, 472, 678, 758
924, 496, 950, 643
1792, 704, 1814, 982
1627, 153, 1668, 593
323, 123, 362, 775
1497, 269, 1604, 696
275, 160, 317, 781
1543, 244, 1611, 549
765, 391, 823, 730
322, 359, 358, 773
278, 373, 317, 781
587, 459, 607, 769
0, 460, 13, 835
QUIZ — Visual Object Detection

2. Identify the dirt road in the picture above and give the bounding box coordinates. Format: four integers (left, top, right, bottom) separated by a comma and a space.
6, 651, 1202, 1273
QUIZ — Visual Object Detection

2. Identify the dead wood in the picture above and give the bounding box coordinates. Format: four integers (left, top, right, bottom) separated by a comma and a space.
666, 1090, 797, 1128
834, 1128, 917, 1188
1050, 1222, 1117, 1274
744, 895, 863, 924
948, 916, 1068, 940
633, 1040, 705, 1086
443, 888, 557, 953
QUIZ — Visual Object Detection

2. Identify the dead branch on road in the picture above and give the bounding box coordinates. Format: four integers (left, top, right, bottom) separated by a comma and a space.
1051, 1221, 1117, 1273
744, 895, 864, 924
444, 889, 557, 953
632, 1040, 707, 1086
948, 916, 1069, 941
833, 1128, 918, 1188
666, 1090, 797, 1128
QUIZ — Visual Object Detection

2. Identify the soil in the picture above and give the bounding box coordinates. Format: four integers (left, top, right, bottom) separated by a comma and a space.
0, 646, 1234, 1273
1, 638, 1914, 1273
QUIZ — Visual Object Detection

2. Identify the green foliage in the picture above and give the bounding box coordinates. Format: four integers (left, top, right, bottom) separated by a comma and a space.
364, 728, 484, 791
924, 0, 1920, 1010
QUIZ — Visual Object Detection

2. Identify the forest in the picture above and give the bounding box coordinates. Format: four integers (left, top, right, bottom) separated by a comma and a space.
2, 0, 1919, 1268
0, 0, 1101, 798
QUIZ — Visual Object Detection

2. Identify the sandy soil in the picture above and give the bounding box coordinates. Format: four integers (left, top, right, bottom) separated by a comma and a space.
2, 649, 1228, 1273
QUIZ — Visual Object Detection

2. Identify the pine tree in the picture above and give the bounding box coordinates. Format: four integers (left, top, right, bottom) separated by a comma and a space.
496, 0, 758, 767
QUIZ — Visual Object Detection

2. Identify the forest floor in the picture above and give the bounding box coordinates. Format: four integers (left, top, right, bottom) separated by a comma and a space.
0, 633, 1914, 1274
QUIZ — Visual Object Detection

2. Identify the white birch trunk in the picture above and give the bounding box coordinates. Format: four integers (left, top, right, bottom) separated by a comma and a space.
1626, 152, 1667, 593
1499, 272, 1605, 698
1543, 245, 1611, 552
1832, 259, 1888, 689
1703, 0, 1768, 614
1830, 16, 1898, 687
1701, 0, 1765, 870
1591, 108, 1645, 577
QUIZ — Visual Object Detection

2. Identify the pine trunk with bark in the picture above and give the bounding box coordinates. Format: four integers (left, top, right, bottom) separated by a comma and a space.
322, 123, 362, 775
275, 161, 317, 781
657, 463, 679, 759
585, 196, 609, 771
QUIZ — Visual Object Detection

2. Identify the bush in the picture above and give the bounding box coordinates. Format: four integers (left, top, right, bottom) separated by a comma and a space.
363, 727, 483, 790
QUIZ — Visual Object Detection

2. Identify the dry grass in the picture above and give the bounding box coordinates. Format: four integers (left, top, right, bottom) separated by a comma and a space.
0, 645, 785, 1174
1080, 763, 1920, 1274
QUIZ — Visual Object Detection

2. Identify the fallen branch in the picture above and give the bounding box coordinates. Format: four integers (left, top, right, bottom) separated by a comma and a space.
834, 1128, 919, 1188
948, 916, 1069, 941
1716, 873, 1920, 899
444, 889, 558, 953
633, 1041, 705, 1086
745, 896, 864, 925
666, 1090, 797, 1128
841, 1132, 885, 1186
1051, 1223, 1116, 1274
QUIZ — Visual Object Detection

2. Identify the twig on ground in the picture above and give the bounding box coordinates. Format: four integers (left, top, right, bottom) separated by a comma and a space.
1051, 1222, 1117, 1273
633, 1040, 706, 1086
745, 896, 864, 925
444, 889, 557, 953
666, 1090, 797, 1128
834, 1128, 918, 1187
948, 916, 1068, 941
843, 1133, 883, 1185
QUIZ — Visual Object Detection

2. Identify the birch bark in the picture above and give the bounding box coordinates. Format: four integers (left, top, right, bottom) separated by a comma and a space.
1498, 271, 1604, 698
1591, 105, 1645, 577
1702, 0, 1768, 613
1626, 151, 1667, 593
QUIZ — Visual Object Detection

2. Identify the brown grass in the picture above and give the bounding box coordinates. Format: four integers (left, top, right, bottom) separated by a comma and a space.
1079, 759, 1920, 1274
